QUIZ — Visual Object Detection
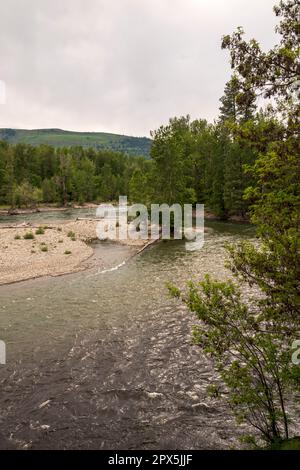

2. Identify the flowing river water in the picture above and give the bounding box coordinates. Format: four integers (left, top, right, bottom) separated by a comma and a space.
0, 209, 254, 449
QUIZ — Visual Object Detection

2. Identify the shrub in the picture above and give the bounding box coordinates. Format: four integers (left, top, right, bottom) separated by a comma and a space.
40, 245, 48, 252
14, 234, 21, 240
64, 250, 72, 255
23, 232, 34, 240
35, 227, 45, 235
67, 230, 75, 238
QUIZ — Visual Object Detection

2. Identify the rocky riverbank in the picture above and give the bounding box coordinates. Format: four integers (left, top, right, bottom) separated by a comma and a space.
0, 219, 147, 285
0, 203, 99, 216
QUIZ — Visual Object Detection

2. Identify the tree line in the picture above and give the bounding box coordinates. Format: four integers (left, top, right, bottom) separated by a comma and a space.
0, 143, 151, 208
0, 66, 280, 221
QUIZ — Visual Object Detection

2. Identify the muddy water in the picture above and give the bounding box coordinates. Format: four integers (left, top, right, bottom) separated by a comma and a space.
0, 211, 254, 449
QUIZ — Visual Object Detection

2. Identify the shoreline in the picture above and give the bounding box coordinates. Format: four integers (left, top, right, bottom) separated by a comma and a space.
0, 219, 148, 287
0, 203, 99, 216
0, 204, 249, 223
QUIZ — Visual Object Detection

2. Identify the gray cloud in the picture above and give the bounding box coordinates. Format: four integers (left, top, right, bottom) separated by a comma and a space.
0, 0, 277, 136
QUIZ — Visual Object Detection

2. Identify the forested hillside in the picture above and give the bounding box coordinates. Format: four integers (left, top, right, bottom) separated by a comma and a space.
0, 128, 152, 158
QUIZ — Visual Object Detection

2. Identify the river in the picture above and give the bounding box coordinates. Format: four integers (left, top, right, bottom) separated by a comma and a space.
0, 209, 254, 449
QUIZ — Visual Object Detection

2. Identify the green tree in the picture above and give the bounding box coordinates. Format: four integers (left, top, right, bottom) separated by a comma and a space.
99, 163, 117, 201
168, 276, 296, 445
71, 157, 96, 203
1, 147, 16, 207
129, 168, 147, 204
170, 0, 300, 446
150, 116, 196, 206
15, 181, 42, 208
219, 75, 256, 124
0, 141, 9, 204
42, 178, 59, 203
57, 149, 73, 205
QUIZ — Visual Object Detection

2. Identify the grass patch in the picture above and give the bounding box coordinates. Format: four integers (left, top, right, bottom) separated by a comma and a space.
266, 437, 300, 450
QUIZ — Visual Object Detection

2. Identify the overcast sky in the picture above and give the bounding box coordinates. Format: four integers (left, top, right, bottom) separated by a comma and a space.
0, 0, 278, 137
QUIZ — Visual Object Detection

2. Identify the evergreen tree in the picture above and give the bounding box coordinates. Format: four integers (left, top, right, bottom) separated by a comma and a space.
2, 147, 16, 207
150, 116, 196, 206
219, 75, 256, 124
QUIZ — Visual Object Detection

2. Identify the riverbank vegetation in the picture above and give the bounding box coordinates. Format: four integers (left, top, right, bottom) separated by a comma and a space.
0, 105, 262, 220
170, 0, 300, 448
0, 39, 277, 222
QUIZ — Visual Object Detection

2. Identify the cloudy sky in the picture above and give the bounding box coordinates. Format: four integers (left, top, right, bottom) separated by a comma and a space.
0, 0, 278, 137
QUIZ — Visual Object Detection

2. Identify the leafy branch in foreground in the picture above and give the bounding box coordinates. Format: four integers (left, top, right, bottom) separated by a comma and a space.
168, 276, 299, 446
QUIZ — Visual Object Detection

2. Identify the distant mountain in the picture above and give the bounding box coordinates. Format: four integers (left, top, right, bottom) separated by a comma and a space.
0, 128, 152, 158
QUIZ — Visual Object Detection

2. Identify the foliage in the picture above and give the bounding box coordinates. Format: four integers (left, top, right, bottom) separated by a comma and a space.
150, 116, 197, 206
0, 144, 150, 207
23, 232, 35, 240
170, 0, 300, 446
168, 276, 298, 444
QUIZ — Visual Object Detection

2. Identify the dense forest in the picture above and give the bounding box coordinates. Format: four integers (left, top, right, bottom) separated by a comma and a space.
0, 142, 152, 208
0, 75, 274, 220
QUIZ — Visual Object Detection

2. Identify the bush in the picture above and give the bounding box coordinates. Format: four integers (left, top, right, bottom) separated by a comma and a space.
23, 232, 35, 240
14, 181, 42, 208
67, 231, 75, 238
64, 250, 72, 255
14, 234, 21, 240
40, 245, 48, 252
35, 227, 45, 235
